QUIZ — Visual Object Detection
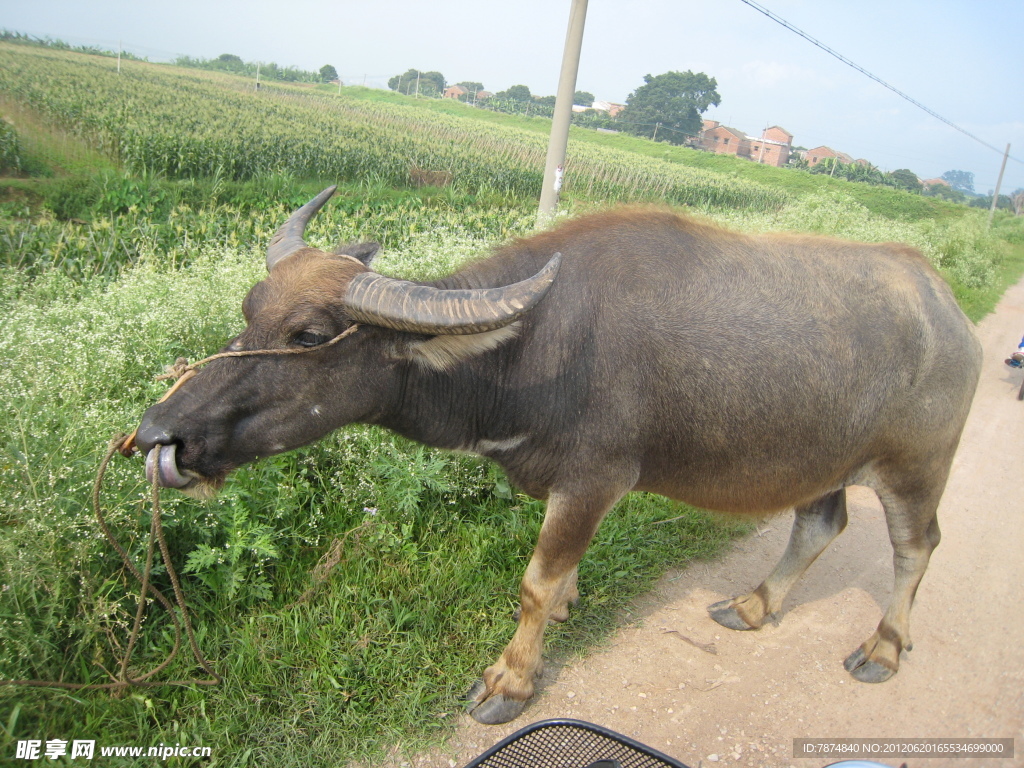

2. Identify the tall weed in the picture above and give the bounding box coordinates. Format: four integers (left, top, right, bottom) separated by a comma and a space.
708, 191, 1005, 294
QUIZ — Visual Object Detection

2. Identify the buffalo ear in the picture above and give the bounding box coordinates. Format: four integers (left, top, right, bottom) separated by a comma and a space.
402, 323, 522, 371
335, 242, 380, 266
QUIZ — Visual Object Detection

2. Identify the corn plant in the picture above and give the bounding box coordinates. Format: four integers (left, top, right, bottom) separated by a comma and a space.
0, 43, 790, 213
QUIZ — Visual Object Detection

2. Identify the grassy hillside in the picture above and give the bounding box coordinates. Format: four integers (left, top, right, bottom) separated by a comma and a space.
329, 83, 968, 222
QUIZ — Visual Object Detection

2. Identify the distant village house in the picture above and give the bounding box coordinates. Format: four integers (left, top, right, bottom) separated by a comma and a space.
696, 121, 793, 168
442, 85, 491, 102
803, 146, 856, 167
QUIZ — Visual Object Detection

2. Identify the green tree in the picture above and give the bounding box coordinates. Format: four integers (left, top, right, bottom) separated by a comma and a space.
924, 183, 967, 203
320, 64, 339, 83
969, 193, 1012, 211
388, 69, 446, 97
941, 169, 975, 194
810, 157, 844, 177
618, 70, 720, 144
216, 53, 244, 71
1012, 189, 1024, 217
574, 90, 594, 107
889, 168, 923, 193
496, 84, 532, 102
419, 71, 446, 96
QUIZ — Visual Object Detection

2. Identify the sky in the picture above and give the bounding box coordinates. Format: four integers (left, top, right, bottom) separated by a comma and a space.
3, 0, 1022, 194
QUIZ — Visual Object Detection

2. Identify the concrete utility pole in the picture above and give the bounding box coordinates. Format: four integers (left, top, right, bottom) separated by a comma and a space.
988, 143, 1011, 229
537, 0, 588, 228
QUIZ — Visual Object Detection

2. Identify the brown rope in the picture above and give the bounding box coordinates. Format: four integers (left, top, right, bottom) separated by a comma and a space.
0, 323, 362, 691
284, 519, 374, 610
158, 322, 362, 379
118, 323, 361, 456
0, 439, 220, 690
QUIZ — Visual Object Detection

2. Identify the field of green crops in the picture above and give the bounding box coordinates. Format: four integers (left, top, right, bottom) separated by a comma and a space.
0, 44, 788, 212
2, 40, 1023, 767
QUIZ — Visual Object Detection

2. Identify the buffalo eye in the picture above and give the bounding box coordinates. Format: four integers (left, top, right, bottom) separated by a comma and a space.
293, 331, 331, 348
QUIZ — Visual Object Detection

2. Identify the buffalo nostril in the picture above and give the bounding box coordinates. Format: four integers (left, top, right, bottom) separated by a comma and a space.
134, 420, 175, 455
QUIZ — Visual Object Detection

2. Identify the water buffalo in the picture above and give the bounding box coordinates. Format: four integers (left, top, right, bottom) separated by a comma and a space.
135, 187, 982, 725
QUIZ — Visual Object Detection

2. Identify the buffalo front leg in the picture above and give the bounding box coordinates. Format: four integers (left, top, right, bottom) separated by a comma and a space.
466, 486, 624, 725
709, 489, 848, 630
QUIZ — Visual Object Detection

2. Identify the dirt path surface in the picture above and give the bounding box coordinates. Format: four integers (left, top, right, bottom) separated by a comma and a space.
393, 277, 1024, 768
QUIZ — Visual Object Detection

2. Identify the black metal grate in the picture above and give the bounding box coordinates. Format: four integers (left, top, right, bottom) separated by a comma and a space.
462, 719, 692, 768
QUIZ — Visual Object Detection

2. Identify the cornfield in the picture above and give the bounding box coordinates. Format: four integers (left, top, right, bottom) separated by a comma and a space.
0, 116, 20, 172
0, 43, 789, 212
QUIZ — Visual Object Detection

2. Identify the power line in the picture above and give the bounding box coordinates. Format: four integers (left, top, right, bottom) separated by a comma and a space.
738, 0, 1021, 166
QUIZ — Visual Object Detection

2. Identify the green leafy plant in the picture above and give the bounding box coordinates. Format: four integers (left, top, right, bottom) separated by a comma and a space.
0, 117, 20, 172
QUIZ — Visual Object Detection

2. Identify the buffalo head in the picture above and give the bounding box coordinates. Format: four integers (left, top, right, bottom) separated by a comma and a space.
134, 187, 559, 498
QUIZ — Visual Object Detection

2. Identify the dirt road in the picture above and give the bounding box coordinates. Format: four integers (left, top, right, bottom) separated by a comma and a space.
397, 277, 1024, 768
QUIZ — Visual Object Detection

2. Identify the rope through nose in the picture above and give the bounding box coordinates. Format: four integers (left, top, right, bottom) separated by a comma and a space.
119, 323, 360, 457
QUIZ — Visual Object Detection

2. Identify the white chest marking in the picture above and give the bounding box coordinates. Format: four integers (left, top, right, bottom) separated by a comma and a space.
468, 435, 527, 456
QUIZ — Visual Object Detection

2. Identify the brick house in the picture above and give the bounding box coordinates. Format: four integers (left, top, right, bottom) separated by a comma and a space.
748, 126, 792, 168
697, 121, 792, 167
804, 146, 855, 168
699, 121, 747, 156
443, 86, 491, 103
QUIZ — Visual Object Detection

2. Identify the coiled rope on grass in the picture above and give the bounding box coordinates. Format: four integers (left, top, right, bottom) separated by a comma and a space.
0, 438, 221, 691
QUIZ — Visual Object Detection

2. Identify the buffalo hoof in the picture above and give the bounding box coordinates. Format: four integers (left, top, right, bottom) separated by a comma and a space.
843, 647, 896, 683
708, 599, 758, 631
465, 679, 527, 725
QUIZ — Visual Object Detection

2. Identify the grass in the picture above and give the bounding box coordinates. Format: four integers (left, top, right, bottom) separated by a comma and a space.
2, 41, 1024, 767
951, 217, 1024, 320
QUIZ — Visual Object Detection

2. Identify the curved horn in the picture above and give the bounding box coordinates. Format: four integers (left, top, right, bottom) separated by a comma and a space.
343, 253, 561, 336
266, 186, 338, 271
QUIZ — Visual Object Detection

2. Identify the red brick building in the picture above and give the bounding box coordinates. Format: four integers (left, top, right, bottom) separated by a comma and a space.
804, 146, 855, 168
699, 122, 746, 156
697, 121, 792, 167
442, 86, 491, 103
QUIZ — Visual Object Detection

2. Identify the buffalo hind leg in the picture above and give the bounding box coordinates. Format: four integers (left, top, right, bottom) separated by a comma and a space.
844, 479, 942, 683
466, 485, 624, 725
709, 489, 848, 630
